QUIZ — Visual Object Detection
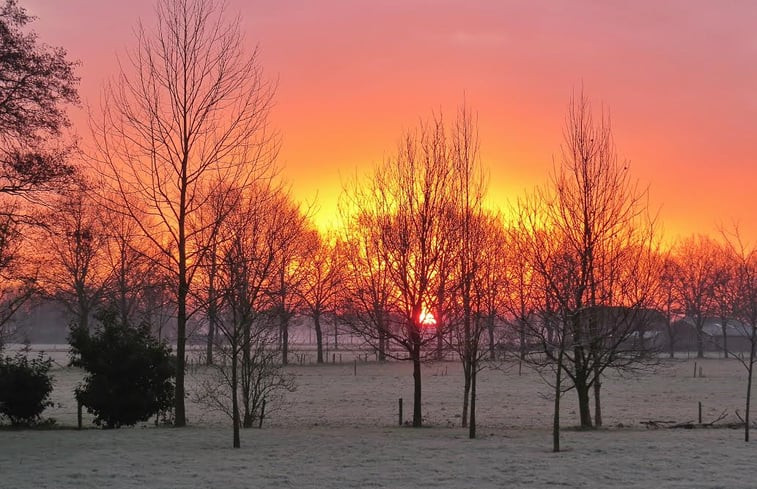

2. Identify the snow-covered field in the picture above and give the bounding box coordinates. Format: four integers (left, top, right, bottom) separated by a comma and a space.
3, 355, 757, 488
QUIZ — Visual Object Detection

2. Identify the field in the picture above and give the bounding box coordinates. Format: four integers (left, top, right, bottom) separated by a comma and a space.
2, 353, 757, 488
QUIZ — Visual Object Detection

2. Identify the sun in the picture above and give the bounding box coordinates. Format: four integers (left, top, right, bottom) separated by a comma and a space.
419, 308, 437, 327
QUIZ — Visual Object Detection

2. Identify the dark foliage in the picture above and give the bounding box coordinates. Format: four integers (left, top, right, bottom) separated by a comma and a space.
69, 311, 176, 428
0, 0, 78, 197
0, 349, 53, 426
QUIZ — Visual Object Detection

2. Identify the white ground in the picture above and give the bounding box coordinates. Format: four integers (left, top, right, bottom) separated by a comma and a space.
2, 354, 757, 488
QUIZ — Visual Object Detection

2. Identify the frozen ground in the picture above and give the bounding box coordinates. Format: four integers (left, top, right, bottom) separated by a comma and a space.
2, 355, 757, 488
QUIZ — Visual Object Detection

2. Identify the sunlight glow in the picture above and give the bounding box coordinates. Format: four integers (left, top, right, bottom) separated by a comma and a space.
419, 309, 437, 327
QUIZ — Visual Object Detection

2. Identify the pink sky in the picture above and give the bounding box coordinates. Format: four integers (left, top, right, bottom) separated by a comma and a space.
26, 0, 757, 242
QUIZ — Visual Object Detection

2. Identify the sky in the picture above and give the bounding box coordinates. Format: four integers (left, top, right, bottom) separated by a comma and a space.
24, 0, 757, 243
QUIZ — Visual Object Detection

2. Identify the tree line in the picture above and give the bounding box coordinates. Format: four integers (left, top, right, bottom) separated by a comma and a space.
0, 0, 754, 450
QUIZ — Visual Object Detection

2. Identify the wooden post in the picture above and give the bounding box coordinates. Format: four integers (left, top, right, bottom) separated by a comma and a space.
354, 359, 357, 376
77, 399, 82, 430
399, 398, 403, 426
698, 401, 702, 424
332, 353, 335, 364
694, 362, 697, 378
259, 400, 266, 429
339, 354, 342, 364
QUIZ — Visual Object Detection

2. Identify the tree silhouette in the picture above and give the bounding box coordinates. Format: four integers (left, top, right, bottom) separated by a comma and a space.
0, 0, 78, 202
91, 0, 277, 426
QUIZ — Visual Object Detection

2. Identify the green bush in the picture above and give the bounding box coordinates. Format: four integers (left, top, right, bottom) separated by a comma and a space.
0, 351, 54, 426
69, 311, 175, 428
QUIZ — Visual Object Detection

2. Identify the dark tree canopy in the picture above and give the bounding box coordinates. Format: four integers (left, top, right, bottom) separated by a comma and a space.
69, 311, 176, 429
0, 0, 79, 197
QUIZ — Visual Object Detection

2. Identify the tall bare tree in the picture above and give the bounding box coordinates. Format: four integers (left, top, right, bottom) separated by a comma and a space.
342, 114, 455, 427
518, 91, 658, 442
90, 0, 277, 426
194, 182, 299, 446
444, 105, 492, 438
719, 228, 757, 441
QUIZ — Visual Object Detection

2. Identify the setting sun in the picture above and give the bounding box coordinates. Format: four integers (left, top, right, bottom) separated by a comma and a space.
419, 309, 437, 327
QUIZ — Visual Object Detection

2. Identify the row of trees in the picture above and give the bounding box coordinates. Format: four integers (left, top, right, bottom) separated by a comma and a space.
0, 0, 754, 451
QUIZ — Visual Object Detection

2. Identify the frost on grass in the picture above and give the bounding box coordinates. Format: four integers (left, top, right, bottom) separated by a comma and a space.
1, 358, 754, 489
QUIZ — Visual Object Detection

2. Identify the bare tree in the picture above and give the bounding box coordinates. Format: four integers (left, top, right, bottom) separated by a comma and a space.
450, 211, 507, 438
670, 235, 723, 358
98, 209, 160, 327
712, 248, 738, 358
297, 231, 343, 363
443, 105, 493, 438
270, 209, 310, 366
654, 253, 682, 358
503, 224, 539, 369
719, 227, 756, 441
90, 0, 277, 426
518, 90, 658, 441
341, 114, 455, 427
338, 214, 393, 362
194, 183, 298, 446
39, 184, 109, 331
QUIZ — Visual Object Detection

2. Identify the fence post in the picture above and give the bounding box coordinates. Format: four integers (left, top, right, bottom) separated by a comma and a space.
698, 401, 702, 424
398, 398, 403, 426
77, 399, 82, 430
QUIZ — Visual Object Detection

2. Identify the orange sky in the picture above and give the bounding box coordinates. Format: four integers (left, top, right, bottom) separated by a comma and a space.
26, 0, 757, 243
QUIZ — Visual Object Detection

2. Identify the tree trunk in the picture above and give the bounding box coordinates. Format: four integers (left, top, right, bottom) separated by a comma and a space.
175, 266, 187, 427
553, 349, 565, 452
378, 327, 386, 362
469, 362, 477, 439
746, 326, 756, 442
461, 358, 471, 428
206, 252, 217, 366
206, 314, 215, 366
232, 343, 240, 448
314, 312, 324, 364
575, 376, 593, 428
593, 372, 602, 428
281, 312, 289, 366
174, 170, 188, 428
696, 317, 705, 359
518, 317, 524, 375
488, 316, 495, 360
412, 343, 422, 427
722, 318, 728, 359
747, 359, 753, 443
